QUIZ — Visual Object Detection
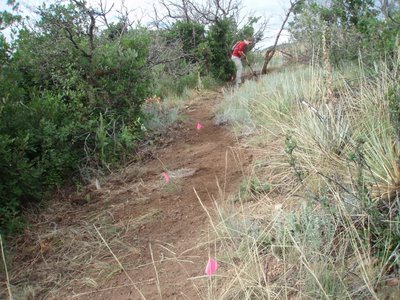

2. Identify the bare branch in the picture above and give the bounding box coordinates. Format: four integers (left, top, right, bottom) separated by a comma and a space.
115, 0, 136, 31
96, 0, 115, 28
64, 26, 91, 58
146, 32, 199, 78
158, 0, 242, 24
261, 0, 299, 74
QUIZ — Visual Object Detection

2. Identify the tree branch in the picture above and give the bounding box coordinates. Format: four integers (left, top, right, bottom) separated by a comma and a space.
63, 26, 92, 58
261, 0, 298, 74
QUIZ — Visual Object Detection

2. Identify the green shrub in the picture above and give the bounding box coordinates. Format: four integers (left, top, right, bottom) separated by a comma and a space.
206, 18, 237, 80
0, 2, 152, 234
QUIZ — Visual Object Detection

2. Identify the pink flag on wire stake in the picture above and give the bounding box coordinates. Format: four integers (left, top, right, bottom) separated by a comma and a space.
196, 122, 204, 131
162, 172, 170, 183
205, 258, 219, 276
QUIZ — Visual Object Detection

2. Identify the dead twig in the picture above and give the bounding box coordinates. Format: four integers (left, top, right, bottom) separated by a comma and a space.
261, 0, 300, 74
93, 224, 146, 300
0, 235, 13, 300
149, 243, 163, 299
244, 56, 257, 78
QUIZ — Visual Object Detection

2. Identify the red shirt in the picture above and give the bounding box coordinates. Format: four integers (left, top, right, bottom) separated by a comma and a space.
232, 41, 246, 58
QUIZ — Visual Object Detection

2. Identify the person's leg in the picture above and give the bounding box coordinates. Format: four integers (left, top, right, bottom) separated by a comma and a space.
232, 57, 243, 86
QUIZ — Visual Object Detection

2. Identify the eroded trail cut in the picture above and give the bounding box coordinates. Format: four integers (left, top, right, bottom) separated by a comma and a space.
95, 91, 248, 300
7, 91, 251, 300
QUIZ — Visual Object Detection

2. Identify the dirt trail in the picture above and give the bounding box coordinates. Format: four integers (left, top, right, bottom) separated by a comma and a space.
94, 91, 242, 299
5, 90, 250, 300
85, 90, 250, 300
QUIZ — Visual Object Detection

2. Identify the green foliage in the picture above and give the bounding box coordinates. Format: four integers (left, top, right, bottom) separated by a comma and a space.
347, 137, 370, 204
359, 12, 400, 61
92, 28, 151, 114
0, 1, 21, 67
289, 0, 398, 64
168, 21, 206, 63
165, 17, 252, 81
0, 92, 81, 233
162, 15, 263, 81
235, 177, 271, 202
0, 0, 263, 235
0, 2, 152, 234
104, 21, 128, 41
0, 1, 21, 30
388, 86, 400, 143
152, 65, 197, 97
285, 132, 305, 183
236, 17, 263, 44
206, 18, 237, 80
215, 61, 400, 298
347, 134, 400, 260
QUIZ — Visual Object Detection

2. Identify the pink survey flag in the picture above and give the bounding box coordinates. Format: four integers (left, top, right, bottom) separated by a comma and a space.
205, 258, 219, 276
162, 172, 170, 183
196, 122, 204, 130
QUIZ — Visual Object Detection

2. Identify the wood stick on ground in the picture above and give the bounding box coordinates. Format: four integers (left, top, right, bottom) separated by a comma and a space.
149, 243, 163, 299
0, 234, 13, 300
93, 225, 146, 300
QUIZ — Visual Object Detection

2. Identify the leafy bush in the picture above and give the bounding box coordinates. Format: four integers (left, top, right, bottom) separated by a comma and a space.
167, 21, 206, 64
0, 2, 152, 234
288, 0, 399, 65
207, 18, 237, 80
0, 92, 81, 233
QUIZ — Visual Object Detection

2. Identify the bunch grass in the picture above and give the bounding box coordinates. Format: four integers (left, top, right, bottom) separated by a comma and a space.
211, 57, 400, 298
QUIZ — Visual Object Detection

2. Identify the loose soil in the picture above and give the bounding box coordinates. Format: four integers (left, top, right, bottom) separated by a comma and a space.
2, 90, 251, 300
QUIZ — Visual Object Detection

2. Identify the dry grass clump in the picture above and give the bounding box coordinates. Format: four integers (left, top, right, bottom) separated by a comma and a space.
211, 58, 400, 298
0, 171, 162, 300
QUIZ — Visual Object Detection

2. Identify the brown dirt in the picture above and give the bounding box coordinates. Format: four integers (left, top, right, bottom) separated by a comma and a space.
3, 90, 251, 300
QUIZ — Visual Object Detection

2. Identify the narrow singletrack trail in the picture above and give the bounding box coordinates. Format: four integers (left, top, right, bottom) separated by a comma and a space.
82, 90, 250, 299
6, 90, 252, 300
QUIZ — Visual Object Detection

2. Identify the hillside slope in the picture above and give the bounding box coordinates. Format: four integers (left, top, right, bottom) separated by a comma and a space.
3, 90, 251, 299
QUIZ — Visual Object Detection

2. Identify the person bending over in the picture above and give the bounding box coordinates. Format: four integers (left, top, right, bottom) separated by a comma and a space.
231, 37, 253, 88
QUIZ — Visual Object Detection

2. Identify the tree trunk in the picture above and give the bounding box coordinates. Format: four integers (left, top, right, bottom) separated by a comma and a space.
261, 1, 298, 74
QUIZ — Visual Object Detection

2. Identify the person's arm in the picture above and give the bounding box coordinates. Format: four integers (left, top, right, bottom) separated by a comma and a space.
238, 43, 246, 58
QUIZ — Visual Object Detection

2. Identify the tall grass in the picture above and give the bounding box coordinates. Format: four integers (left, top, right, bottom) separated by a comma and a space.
211, 58, 400, 298
144, 70, 218, 132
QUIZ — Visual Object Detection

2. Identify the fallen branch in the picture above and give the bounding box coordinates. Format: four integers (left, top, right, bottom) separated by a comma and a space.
0, 235, 13, 300
93, 225, 146, 300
